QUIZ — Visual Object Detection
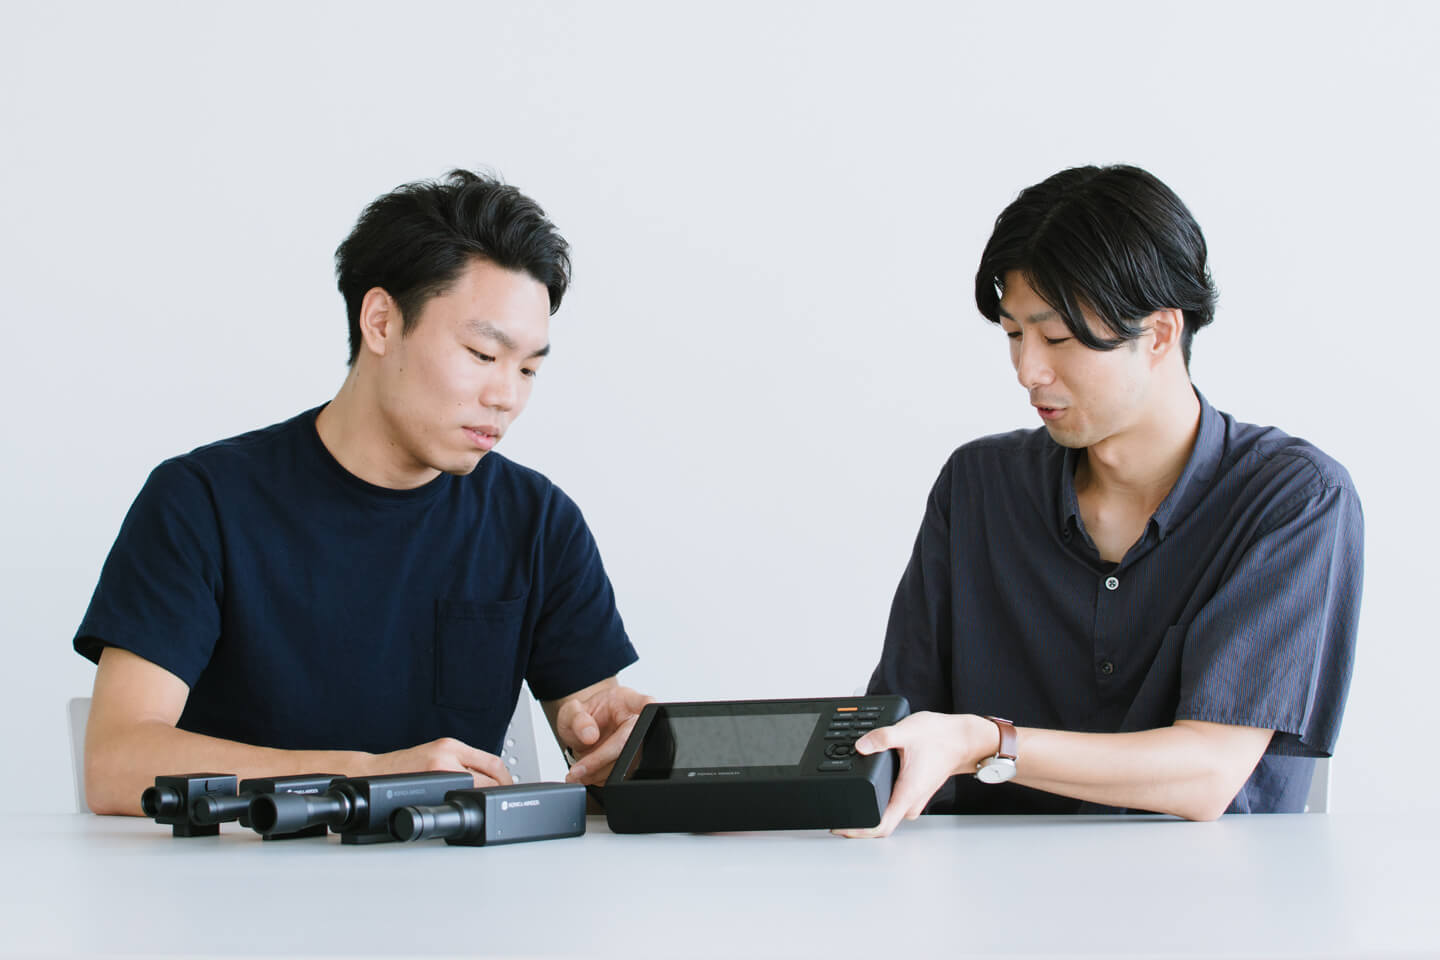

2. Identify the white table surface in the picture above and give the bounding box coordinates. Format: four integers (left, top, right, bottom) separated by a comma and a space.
2, 811, 1436, 958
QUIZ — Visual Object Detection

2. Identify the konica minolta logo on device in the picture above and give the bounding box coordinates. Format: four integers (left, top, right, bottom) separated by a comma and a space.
501, 799, 541, 811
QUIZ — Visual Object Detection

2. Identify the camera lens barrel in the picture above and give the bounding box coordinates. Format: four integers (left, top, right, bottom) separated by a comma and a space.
249, 791, 351, 836
391, 800, 481, 843
191, 793, 252, 825
390, 785, 584, 845
140, 786, 181, 819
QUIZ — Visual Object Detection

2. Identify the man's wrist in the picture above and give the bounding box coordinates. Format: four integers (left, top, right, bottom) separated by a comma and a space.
969, 714, 1020, 784
958, 714, 1001, 774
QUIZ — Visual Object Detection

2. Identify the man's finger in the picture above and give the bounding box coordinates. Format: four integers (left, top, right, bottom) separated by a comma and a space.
565, 704, 601, 746
834, 749, 933, 839
458, 746, 512, 786
853, 723, 900, 756
617, 686, 655, 714
834, 792, 905, 839
565, 718, 636, 781
564, 715, 638, 784
554, 698, 592, 744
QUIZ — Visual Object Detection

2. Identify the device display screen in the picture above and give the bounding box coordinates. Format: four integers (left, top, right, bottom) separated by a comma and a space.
626, 708, 821, 779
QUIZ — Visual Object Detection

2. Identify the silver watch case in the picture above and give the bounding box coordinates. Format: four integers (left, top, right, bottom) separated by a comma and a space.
974, 755, 1017, 784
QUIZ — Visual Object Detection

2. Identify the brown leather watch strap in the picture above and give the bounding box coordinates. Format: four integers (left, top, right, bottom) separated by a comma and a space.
982, 715, 1017, 761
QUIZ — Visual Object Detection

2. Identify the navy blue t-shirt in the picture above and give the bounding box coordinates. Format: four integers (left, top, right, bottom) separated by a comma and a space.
868, 390, 1363, 814
74, 407, 638, 756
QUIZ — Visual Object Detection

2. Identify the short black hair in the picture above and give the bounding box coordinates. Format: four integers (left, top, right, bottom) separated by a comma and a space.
335, 169, 571, 365
974, 165, 1216, 369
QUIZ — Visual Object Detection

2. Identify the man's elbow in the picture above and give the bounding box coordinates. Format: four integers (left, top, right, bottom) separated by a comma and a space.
1169, 770, 1246, 821
83, 727, 144, 816
1165, 723, 1269, 821
85, 769, 139, 816
1172, 793, 1230, 822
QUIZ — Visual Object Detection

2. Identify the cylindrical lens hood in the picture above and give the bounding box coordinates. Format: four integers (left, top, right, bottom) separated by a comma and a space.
191, 793, 251, 825
141, 785, 181, 818
249, 791, 348, 836
391, 803, 468, 842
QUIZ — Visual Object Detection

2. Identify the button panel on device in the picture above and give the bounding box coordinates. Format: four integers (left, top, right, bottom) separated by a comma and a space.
818, 704, 882, 772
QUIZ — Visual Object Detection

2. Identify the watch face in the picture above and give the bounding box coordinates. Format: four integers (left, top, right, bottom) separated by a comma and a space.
975, 757, 1017, 784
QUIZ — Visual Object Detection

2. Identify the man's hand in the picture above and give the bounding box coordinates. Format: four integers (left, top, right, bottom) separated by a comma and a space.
364, 738, 513, 787
834, 711, 995, 839
546, 678, 653, 786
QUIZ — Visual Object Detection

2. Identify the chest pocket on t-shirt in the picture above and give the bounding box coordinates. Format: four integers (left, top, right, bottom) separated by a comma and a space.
434, 596, 527, 715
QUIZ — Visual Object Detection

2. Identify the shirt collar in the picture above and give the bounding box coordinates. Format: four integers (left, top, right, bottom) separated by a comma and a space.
1055, 387, 1225, 541
1150, 388, 1224, 537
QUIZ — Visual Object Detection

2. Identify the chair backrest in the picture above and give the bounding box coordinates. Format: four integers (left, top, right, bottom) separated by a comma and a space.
1304, 757, 1330, 814
67, 692, 544, 814
68, 697, 91, 813
500, 690, 543, 783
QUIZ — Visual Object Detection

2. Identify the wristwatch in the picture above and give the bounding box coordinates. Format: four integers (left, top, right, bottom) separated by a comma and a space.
974, 715, 1018, 784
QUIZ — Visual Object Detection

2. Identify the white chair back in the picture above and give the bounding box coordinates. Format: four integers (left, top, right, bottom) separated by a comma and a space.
1304, 757, 1330, 814
68, 697, 91, 813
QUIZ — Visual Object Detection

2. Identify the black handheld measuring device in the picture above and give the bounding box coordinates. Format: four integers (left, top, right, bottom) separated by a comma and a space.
603, 695, 909, 833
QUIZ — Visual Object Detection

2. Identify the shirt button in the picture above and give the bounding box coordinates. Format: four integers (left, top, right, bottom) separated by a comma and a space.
1104, 575, 1119, 591
1100, 660, 1115, 676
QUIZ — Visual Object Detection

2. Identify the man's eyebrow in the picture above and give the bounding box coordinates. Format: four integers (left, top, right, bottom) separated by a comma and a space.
996, 305, 1060, 324
469, 320, 550, 359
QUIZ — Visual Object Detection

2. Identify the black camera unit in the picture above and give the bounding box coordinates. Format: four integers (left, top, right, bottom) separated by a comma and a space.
190, 773, 341, 839
141, 773, 238, 837
247, 771, 473, 844
390, 782, 586, 846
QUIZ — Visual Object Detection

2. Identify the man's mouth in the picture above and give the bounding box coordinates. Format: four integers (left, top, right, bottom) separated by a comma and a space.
1034, 404, 1065, 421
464, 425, 501, 451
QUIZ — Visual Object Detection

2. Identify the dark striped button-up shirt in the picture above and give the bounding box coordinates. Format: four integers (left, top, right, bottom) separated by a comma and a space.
867, 390, 1363, 814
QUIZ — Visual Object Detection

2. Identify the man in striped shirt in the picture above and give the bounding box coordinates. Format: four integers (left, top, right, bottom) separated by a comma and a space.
846, 166, 1362, 836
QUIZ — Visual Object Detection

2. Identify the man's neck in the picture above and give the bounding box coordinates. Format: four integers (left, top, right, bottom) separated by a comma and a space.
314, 369, 440, 490
1076, 380, 1202, 511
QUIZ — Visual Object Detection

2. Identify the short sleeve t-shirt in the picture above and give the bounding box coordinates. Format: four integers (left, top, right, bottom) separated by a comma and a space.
74, 407, 638, 756
868, 390, 1363, 814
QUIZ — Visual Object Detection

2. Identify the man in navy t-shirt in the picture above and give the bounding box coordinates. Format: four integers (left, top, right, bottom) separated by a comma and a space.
75, 170, 645, 815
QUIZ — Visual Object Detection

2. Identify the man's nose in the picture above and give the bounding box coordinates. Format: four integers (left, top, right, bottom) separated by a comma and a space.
480, 372, 518, 411
1014, 336, 1054, 390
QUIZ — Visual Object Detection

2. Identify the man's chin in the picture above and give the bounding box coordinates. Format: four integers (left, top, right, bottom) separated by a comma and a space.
1043, 423, 1089, 449
440, 450, 488, 476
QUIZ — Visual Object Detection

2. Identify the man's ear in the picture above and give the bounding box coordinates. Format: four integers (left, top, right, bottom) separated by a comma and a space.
356, 287, 400, 358
1146, 308, 1185, 365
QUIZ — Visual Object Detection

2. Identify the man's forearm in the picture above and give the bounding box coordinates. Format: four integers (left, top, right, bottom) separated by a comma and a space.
86, 719, 370, 816
1009, 720, 1272, 821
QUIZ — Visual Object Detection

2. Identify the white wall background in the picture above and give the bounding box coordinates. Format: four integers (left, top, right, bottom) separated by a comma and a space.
2, 1, 1435, 813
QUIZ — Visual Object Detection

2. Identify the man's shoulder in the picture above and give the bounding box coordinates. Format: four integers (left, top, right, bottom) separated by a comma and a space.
1220, 413, 1357, 499
139, 409, 319, 497
470, 450, 554, 492
166, 408, 319, 473
460, 452, 584, 522
916, 427, 1059, 508
944, 426, 1057, 474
